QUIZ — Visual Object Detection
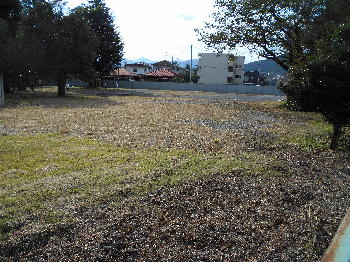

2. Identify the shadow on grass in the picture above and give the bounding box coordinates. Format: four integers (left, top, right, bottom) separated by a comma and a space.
3, 86, 138, 109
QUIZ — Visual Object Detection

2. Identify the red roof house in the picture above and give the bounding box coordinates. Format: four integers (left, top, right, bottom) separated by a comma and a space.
111, 68, 139, 80
145, 68, 181, 82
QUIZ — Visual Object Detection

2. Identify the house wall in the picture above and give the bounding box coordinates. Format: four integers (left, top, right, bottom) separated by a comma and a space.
125, 65, 152, 75
197, 53, 245, 85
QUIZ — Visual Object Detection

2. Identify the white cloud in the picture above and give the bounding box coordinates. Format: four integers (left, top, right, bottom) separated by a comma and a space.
104, 0, 215, 61
178, 14, 196, 21
66, 0, 258, 63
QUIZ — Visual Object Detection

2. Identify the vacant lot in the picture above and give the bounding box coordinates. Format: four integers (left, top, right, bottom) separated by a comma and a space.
0, 87, 349, 261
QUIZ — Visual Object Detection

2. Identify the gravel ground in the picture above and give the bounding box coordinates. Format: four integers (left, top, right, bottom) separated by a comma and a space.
1, 149, 349, 261
0, 88, 349, 261
0, 88, 292, 154
71, 88, 286, 102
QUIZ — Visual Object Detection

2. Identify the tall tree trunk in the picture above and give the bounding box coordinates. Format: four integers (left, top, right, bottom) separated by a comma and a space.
0, 73, 4, 108
57, 75, 67, 97
330, 124, 342, 150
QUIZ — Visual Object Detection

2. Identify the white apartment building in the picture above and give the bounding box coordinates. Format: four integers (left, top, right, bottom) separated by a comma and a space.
197, 53, 245, 85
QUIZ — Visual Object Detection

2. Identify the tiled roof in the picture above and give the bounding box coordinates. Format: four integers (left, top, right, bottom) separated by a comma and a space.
112, 68, 138, 77
145, 68, 179, 77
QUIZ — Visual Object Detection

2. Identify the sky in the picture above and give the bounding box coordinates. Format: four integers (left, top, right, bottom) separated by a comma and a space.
66, 0, 260, 63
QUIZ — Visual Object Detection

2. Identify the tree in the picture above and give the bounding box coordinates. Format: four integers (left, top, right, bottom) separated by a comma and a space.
48, 12, 99, 96
197, 0, 327, 70
75, 0, 124, 80
0, 0, 21, 34
184, 64, 199, 83
0, 0, 22, 92
279, 0, 350, 149
199, 0, 350, 149
21, 1, 98, 96
19, 1, 57, 90
280, 22, 350, 149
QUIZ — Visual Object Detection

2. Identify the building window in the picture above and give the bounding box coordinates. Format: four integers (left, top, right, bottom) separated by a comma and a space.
227, 77, 233, 83
133, 68, 137, 72
235, 75, 241, 78
228, 66, 233, 72
228, 55, 235, 61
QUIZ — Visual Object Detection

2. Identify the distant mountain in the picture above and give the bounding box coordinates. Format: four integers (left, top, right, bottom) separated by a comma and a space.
244, 59, 287, 75
124, 57, 156, 65
176, 59, 199, 68
123, 58, 199, 68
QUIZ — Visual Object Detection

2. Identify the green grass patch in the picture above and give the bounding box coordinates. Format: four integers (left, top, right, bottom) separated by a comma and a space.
284, 119, 332, 150
0, 133, 281, 239
269, 102, 350, 151
284, 120, 350, 151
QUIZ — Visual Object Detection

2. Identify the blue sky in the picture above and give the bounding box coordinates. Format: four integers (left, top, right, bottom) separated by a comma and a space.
66, 0, 259, 63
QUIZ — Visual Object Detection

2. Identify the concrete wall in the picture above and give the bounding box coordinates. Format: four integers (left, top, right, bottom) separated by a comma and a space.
0, 74, 4, 107
117, 81, 285, 96
67, 79, 89, 88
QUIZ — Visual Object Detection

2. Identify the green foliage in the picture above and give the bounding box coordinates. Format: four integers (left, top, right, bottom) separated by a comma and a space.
197, 0, 327, 70
200, 0, 350, 149
0, 0, 22, 90
19, 1, 99, 96
1, 0, 123, 96
184, 64, 199, 83
0, 0, 21, 35
172, 76, 186, 83
74, 0, 124, 76
280, 22, 350, 148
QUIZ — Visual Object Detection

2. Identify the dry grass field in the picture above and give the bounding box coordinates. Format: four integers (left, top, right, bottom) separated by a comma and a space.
0, 86, 349, 261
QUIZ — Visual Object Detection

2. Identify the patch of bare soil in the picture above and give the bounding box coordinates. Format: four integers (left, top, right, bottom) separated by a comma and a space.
1, 148, 349, 262
0, 89, 349, 261
0, 89, 290, 154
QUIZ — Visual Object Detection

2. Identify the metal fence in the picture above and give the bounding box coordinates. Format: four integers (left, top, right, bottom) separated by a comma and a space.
116, 81, 285, 96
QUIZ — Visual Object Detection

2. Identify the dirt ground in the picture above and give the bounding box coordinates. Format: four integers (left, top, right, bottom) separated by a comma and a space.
0, 87, 349, 261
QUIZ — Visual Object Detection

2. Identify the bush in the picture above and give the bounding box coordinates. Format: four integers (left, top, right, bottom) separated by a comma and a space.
279, 23, 350, 149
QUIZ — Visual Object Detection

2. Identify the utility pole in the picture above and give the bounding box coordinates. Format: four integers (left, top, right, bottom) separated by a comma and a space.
190, 45, 193, 83
257, 60, 260, 85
